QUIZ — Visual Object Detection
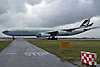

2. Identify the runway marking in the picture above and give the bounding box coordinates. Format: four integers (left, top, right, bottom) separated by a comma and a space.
5, 52, 49, 56
24, 53, 31, 56
31, 52, 36, 56
24, 52, 49, 56
37, 53, 41, 56
6, 53, 16, 55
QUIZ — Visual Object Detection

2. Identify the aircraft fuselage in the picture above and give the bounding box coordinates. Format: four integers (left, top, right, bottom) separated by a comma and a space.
2, 28, 88, 36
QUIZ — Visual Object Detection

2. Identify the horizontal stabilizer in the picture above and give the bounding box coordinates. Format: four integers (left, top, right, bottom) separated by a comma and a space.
89, 27, 98, 29
88, 23, 94, 26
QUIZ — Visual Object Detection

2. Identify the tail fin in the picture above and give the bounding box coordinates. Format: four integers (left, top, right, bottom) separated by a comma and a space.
80, 18, 93, 27
80, 18, 90, 27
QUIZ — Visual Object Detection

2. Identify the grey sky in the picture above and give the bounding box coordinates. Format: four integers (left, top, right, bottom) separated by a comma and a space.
0, 0, 100, 37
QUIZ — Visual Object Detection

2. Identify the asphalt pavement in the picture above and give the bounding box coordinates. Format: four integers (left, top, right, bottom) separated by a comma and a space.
0, 40, 77, 67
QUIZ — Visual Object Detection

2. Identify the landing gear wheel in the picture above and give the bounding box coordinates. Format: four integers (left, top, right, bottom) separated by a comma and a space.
48, 36, 51, 40
55, 38, 58, 40
48, 36, 58, 40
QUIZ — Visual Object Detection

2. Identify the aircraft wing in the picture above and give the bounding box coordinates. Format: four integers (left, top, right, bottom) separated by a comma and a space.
45, 27, 80, 34
61, 27, 80, 32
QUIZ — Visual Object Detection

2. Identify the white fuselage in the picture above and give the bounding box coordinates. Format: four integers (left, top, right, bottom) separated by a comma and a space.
2, 28, 87, 37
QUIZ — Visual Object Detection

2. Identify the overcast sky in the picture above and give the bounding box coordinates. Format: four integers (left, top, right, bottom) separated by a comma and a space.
0, 0, 100, 37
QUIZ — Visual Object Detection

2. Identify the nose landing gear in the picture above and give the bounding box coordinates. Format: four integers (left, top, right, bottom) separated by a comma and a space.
12, 36, 15, 40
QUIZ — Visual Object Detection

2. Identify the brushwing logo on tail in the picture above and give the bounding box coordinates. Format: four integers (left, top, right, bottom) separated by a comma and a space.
80, 18, 91, 27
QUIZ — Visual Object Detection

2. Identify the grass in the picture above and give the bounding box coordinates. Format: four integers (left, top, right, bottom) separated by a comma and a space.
0, 41, 12, 52
28, 40, 100, 64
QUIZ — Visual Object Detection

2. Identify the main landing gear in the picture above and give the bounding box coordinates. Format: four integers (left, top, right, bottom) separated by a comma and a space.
48, 36, 58, 40
12, 36, 15, 40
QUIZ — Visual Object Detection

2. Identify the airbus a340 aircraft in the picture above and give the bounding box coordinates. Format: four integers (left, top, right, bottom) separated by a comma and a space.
2, 18, 97, 40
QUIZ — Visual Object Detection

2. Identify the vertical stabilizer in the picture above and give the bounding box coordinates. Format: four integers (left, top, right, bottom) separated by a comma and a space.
80, 18, 90, 27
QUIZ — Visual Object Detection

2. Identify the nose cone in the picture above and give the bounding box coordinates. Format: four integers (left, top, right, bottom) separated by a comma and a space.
2, 31, 8, 34
2, 31, 5, 34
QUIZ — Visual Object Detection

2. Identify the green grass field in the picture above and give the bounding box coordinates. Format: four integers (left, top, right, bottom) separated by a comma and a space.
0, 41, 11, 52
29, 40, 100, 64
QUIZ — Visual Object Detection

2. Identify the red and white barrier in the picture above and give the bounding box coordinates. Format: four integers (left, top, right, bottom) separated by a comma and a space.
81, 51, 97, 66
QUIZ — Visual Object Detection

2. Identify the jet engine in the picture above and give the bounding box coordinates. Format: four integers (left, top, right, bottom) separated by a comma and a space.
58, 30, 68, 35
36, 33, 50, 37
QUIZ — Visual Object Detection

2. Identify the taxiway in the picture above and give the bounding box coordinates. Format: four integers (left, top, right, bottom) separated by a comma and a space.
0, 40, 77, 67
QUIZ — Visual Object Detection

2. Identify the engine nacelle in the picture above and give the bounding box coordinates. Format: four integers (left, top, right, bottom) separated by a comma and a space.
58, 30, 68, 35
36, 33, 50, 37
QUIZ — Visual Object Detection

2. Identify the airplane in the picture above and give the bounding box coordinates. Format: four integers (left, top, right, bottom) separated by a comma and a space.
2, 18, 98, 40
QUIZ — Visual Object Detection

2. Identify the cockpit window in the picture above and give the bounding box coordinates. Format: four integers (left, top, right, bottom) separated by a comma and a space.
5, 31, 9, 33
3, 30, 11, 34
